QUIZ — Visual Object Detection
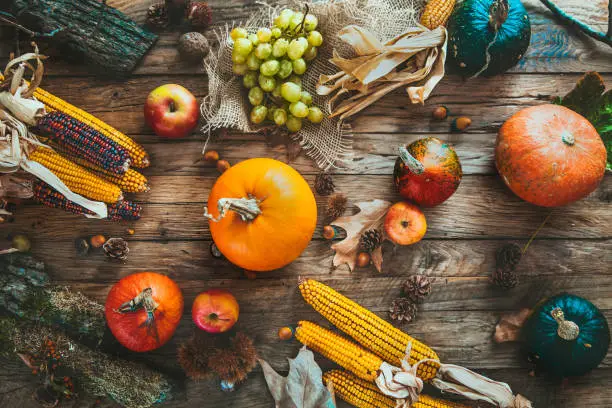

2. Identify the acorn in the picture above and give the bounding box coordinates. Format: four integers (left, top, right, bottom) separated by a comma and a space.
322, 225, 336, 240
278, 326, 294, 340
217, 159, 231, 173
432, 106, 448, 120
356, 252, 371, 267
178, 32, 210, 62
90, 235, 106, 248
451, 116, 472, 132
204, 150, 220, 162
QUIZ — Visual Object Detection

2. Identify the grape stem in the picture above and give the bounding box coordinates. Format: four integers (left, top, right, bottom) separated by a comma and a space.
293, 4, 309, 36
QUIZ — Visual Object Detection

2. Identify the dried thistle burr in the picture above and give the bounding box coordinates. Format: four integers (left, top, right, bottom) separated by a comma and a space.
402, 274, 432, 302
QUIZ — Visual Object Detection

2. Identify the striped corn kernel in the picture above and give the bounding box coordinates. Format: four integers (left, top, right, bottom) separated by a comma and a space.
67, 155, 149, 193
37, 111, 131, 175
29, 147, 123, 203
420, 0, 456, 29
33, 181, 141, 221
299, 279, 440, 380
295, 321, 382, 382
33, 86, 150, 168
324, 370, 470, 408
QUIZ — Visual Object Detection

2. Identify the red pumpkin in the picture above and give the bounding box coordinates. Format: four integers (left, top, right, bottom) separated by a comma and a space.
105, 272, 184, 352
496, 104, 606, 207
394, 137, 462, 207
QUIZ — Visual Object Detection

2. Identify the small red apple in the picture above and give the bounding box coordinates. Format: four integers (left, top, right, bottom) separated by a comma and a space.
144, 84, 199, 138
384, 201, 427, 245
192, 289, 239, 333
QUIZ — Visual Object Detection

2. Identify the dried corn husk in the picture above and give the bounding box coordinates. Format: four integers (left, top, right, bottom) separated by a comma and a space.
318, 24, 447, 120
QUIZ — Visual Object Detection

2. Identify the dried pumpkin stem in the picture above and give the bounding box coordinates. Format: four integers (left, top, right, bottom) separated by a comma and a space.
204, 196, 262, 222
398, 146, 425, 175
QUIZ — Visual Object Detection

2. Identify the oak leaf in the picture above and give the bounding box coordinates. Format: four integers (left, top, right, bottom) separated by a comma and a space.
493, 308, 532, 343
259, 347, 335, 408
331, 199, 392, 272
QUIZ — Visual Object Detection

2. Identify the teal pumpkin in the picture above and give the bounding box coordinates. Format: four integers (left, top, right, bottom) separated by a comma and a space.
447, 0, 531, 76
523, 294, 610, 377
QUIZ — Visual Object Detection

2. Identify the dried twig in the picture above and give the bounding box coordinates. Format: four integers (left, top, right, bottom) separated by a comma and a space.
539, 0, 612, 47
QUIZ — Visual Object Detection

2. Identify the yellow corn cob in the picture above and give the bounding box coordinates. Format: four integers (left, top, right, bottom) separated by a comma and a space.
420, 0, 456, 30
67, 155, 149, 193
33, 86, 150, 168
324, 370, 470, 408
29, 147, 123, 203
299, 279, 440, 380
295, 321, 382, 382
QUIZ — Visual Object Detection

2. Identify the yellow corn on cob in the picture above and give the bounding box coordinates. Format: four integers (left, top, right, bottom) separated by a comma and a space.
420, 0, 456, 30
33, 86, 150, 168
324, 370, 470, 408
295, 321, 382, 382
299, 279, 440, 380
29, 147, 123, 203
67, 155, 149, 193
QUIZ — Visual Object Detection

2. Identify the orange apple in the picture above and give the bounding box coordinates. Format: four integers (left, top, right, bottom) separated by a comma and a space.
144, 84, 198, 138
192, 289, 239, 333
384, 201, 427, 245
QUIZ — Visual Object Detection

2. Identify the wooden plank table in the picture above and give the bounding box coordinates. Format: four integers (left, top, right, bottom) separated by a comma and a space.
1, 0, 611, 407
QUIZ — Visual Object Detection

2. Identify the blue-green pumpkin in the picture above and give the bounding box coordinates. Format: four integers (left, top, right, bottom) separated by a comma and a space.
447, 0, 531, 76
523, 294, 610, 377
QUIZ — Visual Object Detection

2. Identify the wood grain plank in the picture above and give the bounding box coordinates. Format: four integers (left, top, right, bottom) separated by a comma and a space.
29, 74, 610, 136
6, 175, 610, 240
24, 239, 612, 282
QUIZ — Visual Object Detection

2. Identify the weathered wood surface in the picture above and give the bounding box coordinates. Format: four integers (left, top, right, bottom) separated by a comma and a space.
1, 0, 611, 407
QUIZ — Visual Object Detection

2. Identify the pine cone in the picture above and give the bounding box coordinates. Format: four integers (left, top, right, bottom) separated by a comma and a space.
103, 238, 129, 262
314, 172, 335, 195
325, 193, 347, 221
146, 3, 170, 30
186, 2, 213, 29
402, 275, 432, 302
492, 243, 522, 289
359, 229, 383, 252
389, 298, 417, 324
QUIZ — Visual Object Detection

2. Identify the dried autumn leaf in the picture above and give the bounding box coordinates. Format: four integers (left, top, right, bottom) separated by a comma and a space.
331, 199, 392, 272
259, 347, 335, 408
493, 308, 532, 343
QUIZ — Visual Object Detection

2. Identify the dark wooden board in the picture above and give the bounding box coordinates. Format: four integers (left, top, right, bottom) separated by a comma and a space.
1, 0, 611, 407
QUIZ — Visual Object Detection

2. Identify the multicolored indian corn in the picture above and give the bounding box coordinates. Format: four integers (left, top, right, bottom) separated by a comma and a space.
33, 86, 150, 168
299, 278, 440, 380
33, 181, 141, 221
295, 321, 383, 382
324, 370, 469, 408
36, 111, 131, 175
29, 147, 123, 203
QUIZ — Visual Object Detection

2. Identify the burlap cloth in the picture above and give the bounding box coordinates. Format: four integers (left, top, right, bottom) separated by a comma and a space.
201, 0, 425, 169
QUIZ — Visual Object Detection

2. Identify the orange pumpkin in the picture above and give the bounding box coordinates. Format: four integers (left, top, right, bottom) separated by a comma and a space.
206, 158, 317, 271
105, 272, 184, 352
496, 104, 606, 207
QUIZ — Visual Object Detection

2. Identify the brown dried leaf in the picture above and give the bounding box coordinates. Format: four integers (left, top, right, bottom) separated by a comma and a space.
260, 347, 335, 408
494, 308, 532, 343
331, 199, 392, 272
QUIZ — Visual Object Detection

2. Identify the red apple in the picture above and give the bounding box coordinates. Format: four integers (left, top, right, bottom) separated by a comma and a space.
144, 84, 198, 138
192, 289, 239, 333
384, 201, 427, 245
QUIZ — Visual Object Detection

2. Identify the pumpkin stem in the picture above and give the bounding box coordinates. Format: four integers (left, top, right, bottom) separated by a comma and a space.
551, 308, 580, 341
398, 146, 425, 175
489, 0, 509, 31
115, 287, 159, 315
561, 130, 575, 146
204, 196, 262, 223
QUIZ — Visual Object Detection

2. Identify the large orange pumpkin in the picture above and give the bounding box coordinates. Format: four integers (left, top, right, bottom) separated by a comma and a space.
496, 104, 606, 207
206, 158, 317, 271
105, 272, 184, 352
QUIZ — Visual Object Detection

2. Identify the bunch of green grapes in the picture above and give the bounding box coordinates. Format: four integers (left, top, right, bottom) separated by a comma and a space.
230, 8, 325, 132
